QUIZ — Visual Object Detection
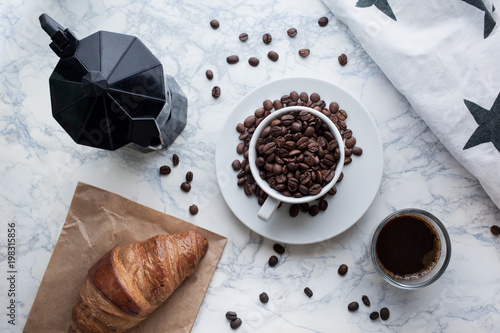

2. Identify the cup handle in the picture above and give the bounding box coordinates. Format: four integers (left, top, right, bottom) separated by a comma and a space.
258, 197, 281, 222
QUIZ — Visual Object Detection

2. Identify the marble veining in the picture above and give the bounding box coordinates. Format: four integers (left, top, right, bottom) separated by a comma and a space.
0, 0, 499, 332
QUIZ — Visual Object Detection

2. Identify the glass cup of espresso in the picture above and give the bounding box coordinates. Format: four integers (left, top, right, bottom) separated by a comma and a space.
371, 208, 452, 289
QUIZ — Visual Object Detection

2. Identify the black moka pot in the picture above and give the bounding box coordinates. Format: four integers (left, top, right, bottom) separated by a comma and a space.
39, 13, 187, 152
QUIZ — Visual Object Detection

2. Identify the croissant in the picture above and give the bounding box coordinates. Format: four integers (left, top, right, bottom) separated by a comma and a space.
69, 231, 209, 333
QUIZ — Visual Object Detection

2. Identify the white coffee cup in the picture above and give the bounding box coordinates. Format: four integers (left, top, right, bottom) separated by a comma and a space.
248, 106, 345, 221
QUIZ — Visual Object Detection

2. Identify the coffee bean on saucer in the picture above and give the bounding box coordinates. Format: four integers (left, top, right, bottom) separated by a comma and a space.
370, 311, 379, 320
338, 264, 348, 276
309, 205, 320, 216
273, 243, 285, 254
352, 146, 363, 156
236, 143, 245, 154
262, 33, 272, 44
304, 287, 313, 297
232, 159, 242, 171
212, 86, 221, 98
318, 199, 328, 211
289, 204, 299, 217
230, 318, 242, 329
380, 307, 390, 320
159, 165, 171, 175
226, 311, 238, 321
189, 204, 199, 215
362, 295, 371, 306
299, 49, 310, 57
318, 16, 329, 27
186, 171, 193, 182
236, 123, 245, 133
268, 255, 278, 267
239, 33, 248, 41
299, 203, 310, 212
205, 69, 214, 80
491, 225, 500, 235
267, 51, 279, 62
259, 292, 269, 303
287, 27, 297, 37
248, 57, 260, 67
180, 182, 191, 192
227, 55, 239, 64
338, 53, 348, 66
210, 19, 219, 29
348, 302, 359, 312
173, 154, 180, 166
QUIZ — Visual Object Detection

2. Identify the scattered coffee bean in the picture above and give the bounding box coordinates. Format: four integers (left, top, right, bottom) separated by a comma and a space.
338, 264, 348, 275
287, 28, 297, 37
289, 204, 299, 217
348, 302, 359, 312
189, 204, 199, 215
227, 55, 239, 64
262, 33, 272, 44
205, 69, 214, 80
210, 19, 219, 29
318, 199, 328, 211
304, 287, 313, 297
318, 16, 329, 27
236, 123, 245, 133
362, 295, 371, 306
299, 48, 310, 57
232, 159, 242, 171
338, 53, 348, 66
226, 311, 238, 321
212, 86, 221, 99
180, 182, 191, 192
351, 146, 363, 156
173, 154, 179, 166
267, 51, 279, 62
273, 243, 285, 254
309, 205, 320, 216
259, 292, 269, 303
239, 33, 248, 41
186, 171, 194, 182
230, 318, 242, 329
248, 57, 260, 67
159, 165, 171, 175
370, 311, 379, 320
380, 307, 390, 320
491, 225, 500, 235
268, 255, 278, 267
236, 143, 245, 154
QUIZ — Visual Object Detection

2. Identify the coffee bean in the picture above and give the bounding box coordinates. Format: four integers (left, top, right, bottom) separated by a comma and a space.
304, 287, 313, 297
237, 143, 245, 154
345, 137, 356, 148
309, 205, 320, 216
273, 243, 285, 254
230, 318, 242, 329
267, 51, 279, 62
212, 86, 221, 98
259, 292, 269, 303
318, 199, 328, 211
249, 57, 260, 67
491, 225, 500, 235
262, 33, 272, 44
226, 311, 238, 321
232, 159, 242, 171
263, 99, 273, 111
299, 92, 308, 102
289, 204, 299, 217
318, 16, 329, 27
290, 91, 299, 101
352, 146, 363, 156
299, 203, 310, 212
338, 264, 348, 275
189, 204, 199, 215
287, 27, 297, 37
173, 154, 180, 166
299, 49, 310, 57
210, 19, 219, 29
236, 123, 245, 133
362, 295, 370, 306
310, 93, 320, 102
159, 165, 171, 175
244, 115, 256, 128
268, 255, 278, 267
227, 55, 239, 64
205, 69, 214, 80
348, 302, 359, 312
380, 307, 390, 320
338, 53, 348, 66
243, 183, 253, 196
180, 182, 191, 192
370, 311, 379, 320
239, 32, 248, 41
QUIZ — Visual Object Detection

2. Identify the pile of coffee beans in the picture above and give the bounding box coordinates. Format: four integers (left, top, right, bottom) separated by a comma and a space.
232, 91, 363, 217
225, 311, 242, 329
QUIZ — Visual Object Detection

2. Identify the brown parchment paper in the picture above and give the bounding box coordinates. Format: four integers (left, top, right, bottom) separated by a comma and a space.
24, 182, 227, 333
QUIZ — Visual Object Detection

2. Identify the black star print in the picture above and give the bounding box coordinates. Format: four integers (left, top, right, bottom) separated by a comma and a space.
462, 0, 496, 38
356, 0, 397, 21
463, 92, 500, 152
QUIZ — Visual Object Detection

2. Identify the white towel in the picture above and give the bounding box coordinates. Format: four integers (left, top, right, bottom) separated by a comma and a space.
322, 0, 500, 209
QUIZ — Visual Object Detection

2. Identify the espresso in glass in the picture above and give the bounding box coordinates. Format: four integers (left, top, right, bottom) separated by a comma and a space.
375, 213, 441, 280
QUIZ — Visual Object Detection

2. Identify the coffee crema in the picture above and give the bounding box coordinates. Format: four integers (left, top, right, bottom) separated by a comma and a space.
375, 214, 441, 280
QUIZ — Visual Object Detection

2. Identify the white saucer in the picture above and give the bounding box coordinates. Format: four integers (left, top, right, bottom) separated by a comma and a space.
215, 77, 383, 245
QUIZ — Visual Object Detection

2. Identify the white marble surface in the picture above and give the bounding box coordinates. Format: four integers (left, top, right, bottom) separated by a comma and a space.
0, 0, 499, 332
